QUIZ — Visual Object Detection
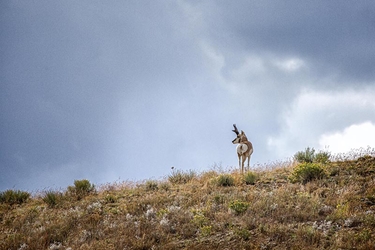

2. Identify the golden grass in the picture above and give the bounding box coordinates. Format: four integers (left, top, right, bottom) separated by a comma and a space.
1, 149, 375, 249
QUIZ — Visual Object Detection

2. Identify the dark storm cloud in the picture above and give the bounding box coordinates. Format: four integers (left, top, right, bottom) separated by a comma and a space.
0, 1, 205, 190
1, 1, 374, 192
202, 1, 375, 83
0, 2, 118, 189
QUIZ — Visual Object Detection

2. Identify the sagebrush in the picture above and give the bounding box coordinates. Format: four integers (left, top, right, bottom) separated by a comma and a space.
0, 189, 30, 205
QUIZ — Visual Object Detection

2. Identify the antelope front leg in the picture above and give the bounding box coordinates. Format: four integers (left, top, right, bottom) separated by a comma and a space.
242, 157, 246, 174
238, 154, 241, 173
247, 156, 251, 171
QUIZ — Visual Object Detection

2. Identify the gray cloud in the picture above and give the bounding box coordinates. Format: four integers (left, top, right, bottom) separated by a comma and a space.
1, 0, 375, 191
201, 1, 375, 83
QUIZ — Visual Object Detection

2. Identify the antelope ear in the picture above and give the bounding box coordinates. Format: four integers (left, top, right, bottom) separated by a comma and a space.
241, 130, 244, 134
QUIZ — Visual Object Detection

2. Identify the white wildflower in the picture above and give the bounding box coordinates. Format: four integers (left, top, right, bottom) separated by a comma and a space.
168, 205, 181, 212
18, 243, 28, 250
270, 203, 278, 210
312, 220, 339, 236
49, 242, 62, 250
87, 201, 102, 212
146, 206, 156, 219
36, 225, 45, 233
79, 230, 92, 243
67, 206, 83, 216
160, 216, 169, 226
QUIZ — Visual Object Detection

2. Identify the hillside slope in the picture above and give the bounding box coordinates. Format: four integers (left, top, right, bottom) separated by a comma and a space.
1, 154, 375, 250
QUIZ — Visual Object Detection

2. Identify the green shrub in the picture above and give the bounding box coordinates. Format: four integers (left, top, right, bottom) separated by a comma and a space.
105, 194, 117, 203
200, 225, 212, 236
159, 182, 170, 191
217, 174, 235, 187
192, 212, 209, 227
289, 163, 326, 184
168, 169, 196, 184
42, 191, 62, 208
145, 180, 159, 191
68, 179, 95, 199
315, 151, 331, 164
74, 179, 95, 192
0, 190, 30, 205
213, 195, 225, 205
243, 171, 257, 185
235, 228, 251, 240
294, 147, 316, 163
229, 200, 249, 215
294, 147, 331, 164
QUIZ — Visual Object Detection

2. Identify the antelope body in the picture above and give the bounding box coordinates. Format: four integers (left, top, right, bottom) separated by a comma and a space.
232, 124, 253, 173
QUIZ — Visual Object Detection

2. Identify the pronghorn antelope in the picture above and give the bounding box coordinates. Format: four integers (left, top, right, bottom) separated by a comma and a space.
232, 124, 253, 173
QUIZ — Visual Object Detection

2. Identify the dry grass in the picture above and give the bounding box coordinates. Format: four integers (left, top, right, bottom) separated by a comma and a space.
1, 149, 375, 250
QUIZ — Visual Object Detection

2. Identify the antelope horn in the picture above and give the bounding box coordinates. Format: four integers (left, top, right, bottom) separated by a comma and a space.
232, 124, 239, 135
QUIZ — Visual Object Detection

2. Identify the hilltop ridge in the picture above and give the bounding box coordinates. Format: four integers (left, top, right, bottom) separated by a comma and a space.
1, 149, 375, 250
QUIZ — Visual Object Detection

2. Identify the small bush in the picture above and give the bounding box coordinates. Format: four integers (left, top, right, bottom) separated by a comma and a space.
289, 163, 326, 184
294, 147, 331, 164
145, 180, 158, 191
159, 182, 170, 191
315, 151, 331, 164
294, 147, 316, 163
217, 174, 235, 187
0, 190, 30, 205
168, 169, 196, 184
229, 200, 249, 215
105, 194, 117, 203
243, 171, 257, 185
68, 179, 95, 199
42, 191, 62, 208
192, 212, 209, 227
74, 179, 95, 192
200, 225, 212, 236
213, 194, 225, 205
235, 228, 251, 240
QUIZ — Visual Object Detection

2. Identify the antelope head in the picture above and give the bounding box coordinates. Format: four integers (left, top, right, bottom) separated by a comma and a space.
232, 124, 247, 144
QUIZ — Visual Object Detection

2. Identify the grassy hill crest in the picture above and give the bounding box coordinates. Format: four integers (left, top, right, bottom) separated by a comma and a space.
1, 148, 375, 250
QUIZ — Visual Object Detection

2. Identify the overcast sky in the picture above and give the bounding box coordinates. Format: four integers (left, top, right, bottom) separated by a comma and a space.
1, 1, 375, 192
